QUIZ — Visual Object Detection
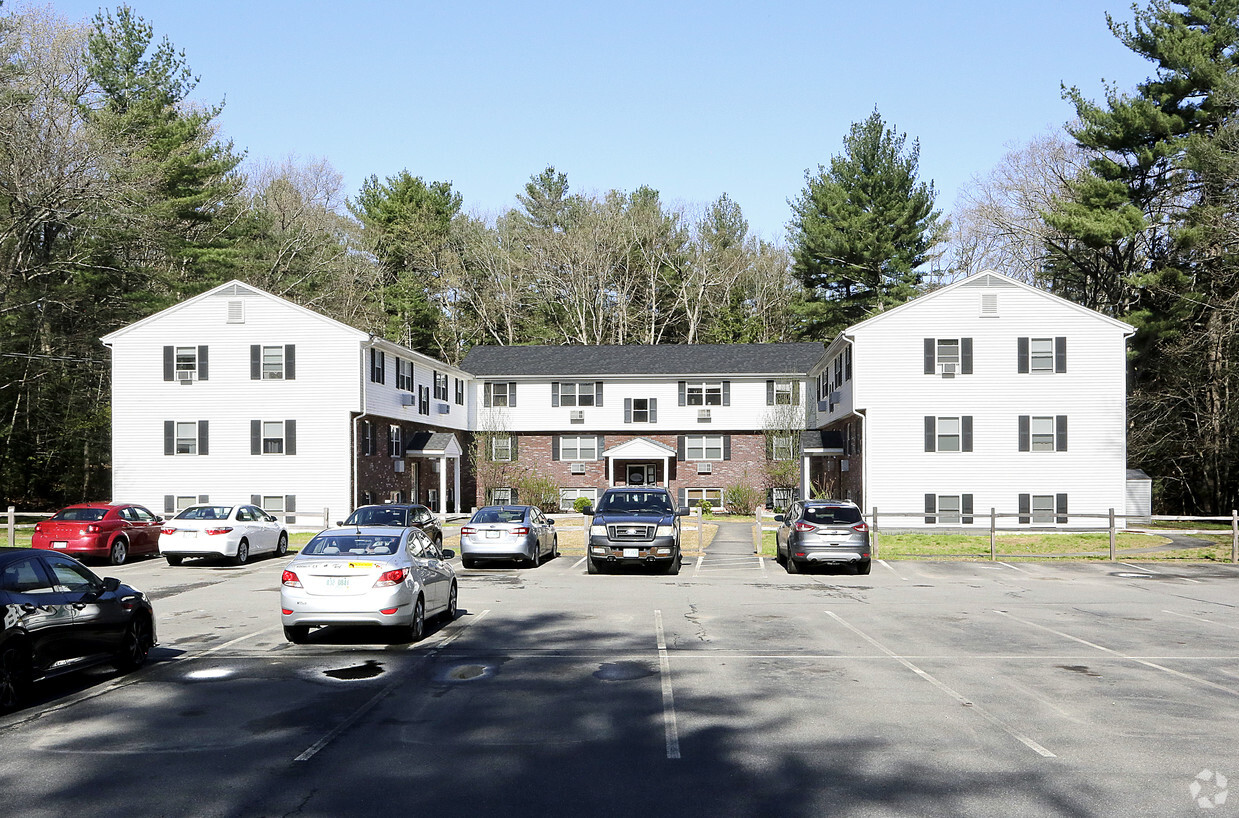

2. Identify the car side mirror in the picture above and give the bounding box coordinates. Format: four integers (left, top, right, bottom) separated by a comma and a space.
101, 577, 121, 593
774, 514, 784, 522
677, 507, 690, 517
440, 548, 455, 560
547, 518, 555, 526
154, 516, 164, 523
582, 506, 594, 516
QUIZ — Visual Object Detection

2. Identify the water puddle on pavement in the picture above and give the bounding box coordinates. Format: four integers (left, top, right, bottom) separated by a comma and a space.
594, 661, 655, 682
324, 659, 385, 680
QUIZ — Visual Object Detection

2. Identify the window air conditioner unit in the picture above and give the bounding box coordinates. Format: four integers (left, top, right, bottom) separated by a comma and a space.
697, 409, 711, 422
570, 462, 586, 475
400, 393, 416, 406
830, 390, 842, 403
176, 370, 194, 384
393, 460, 405, 473
697, 462, 713, 474
570, 410, 585, 423
436, 403, 450, 414
940, 363, 956, 377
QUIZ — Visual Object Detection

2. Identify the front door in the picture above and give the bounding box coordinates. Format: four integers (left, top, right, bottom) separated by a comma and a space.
627, 464, 657, 486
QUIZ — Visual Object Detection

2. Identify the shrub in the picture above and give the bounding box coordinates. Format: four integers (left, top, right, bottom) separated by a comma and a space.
723, 483, 763, 515
572, 496, 593, 514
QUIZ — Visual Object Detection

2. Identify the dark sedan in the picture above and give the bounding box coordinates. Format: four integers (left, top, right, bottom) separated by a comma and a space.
339, 504, 443, 548
0, 549, 156, 713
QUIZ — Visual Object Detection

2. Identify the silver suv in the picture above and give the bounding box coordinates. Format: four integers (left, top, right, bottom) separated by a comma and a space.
774, 500, 871, 574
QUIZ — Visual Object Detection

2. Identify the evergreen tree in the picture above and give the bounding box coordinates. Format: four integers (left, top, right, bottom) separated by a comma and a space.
788, 109, 942, 338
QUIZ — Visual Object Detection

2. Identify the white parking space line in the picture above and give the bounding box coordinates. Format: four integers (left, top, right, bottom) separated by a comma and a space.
571, 556, 586, 570
200, 627, 275, 657
759, 556, 768, 576
994, 610, 1239, 700
653, 609, 681, 760
825, 611, 1056, 758
998, 562, 1027, 573
294, 609, 491, 762
877, 559, 908, 580
1163, 609, 1239, 631
694, 554, 704, 573
1119, 562, 1158, 574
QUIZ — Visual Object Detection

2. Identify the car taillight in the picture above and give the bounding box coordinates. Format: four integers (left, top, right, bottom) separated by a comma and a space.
86, 524, 101, 534
374, 567, 408, 587
204, 527, 234, 535
851, 522, 869, 534
161, 527, 176, 535
513, 527, 529, 535
281, 570, 301, 587
461, 526, 476, 535
794, 522, 816, 532
34, 523, 42, 533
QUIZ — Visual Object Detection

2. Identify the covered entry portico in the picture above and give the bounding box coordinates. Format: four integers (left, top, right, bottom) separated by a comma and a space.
602, 437, 676, 487
405, 432, 463, 515
800, 429, 849, 502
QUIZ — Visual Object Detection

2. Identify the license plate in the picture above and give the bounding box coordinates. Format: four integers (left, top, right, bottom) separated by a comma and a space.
52, 541, 67, 549
623, 548, 638, 558
327, 577, 350, 588
486, 531, 500, 538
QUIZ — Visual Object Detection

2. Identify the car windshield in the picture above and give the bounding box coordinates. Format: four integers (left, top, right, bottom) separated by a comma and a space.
176, 506, 233, 520
51, 508, 107, 522
471, 507, 526, 524
302, 534, 401, 556
596, 492, 674, 515
803, 506, 862, 525
345, 507, 410, 526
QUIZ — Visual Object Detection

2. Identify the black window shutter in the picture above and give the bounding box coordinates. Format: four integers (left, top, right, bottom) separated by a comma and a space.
508, 382, 517, 407
766, 380, 774, 405
678, 381, 686, 406
251, 419, 261, 455
1056, 415, 1068, 452
483, 383, 492, 407
924, 493, 936, 524
163, 346, 174, 381
596, 435, 604, 455
962, 494, 974, 525
793, 382, 801, 405
962, 416, 973, 452
198, 345, 209, 380
1017, 337, 1029, 373
1019, 493, 1031, 524
164, 495, 174, 513
595, 382, 604, 407
678, 488, 687, 507
845, 346, 852, 380
198, 494, 209, 503
924, 416, 936, 452
649, 398, 657, 423
551, 436, 560, 461
251, 345, 261, 380
766, 436, 774, 459
286, 495, 296, 515
198, 420, 209, 455
723, 435, 731, 460
1055, 337, 1067, 373
251, 494, 261, 507
722, 381, 730, 406
1056, 493, 1069, 524
624, 398, 633, 423
961, 338, 972, 375
677, 436, 685, 461
164, 420, 174, 455
1018, 415, 1030, 452
285, 344, 296, 380
924, 339, 935, 374
286, 420, 297, 455
551, 382, 560, 407
511, 435, 519, 460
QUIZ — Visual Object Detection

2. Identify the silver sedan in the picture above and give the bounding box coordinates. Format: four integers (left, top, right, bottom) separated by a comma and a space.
459, 505, 557, 568
280, 526, 457, 643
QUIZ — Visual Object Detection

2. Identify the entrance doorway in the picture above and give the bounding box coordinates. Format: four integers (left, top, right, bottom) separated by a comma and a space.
626, 464, 657, 486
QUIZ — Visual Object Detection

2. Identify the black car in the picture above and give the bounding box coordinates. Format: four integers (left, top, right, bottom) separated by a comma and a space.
0, 549, 157, 713
339, 504, 443, 547
584, 488, 690, 575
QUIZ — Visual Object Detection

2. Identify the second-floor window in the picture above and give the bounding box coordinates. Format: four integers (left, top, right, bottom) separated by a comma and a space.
251, 419, 296, 455
767, 380, 799, 405
682, 381, 724, 406
925, 416, 973, 452
455, 377, 465, 405
625, 397, 656, 423
1019, 415, 1068, 452
555, 381, 596, 407
163, 345, 208, 382
484, 382, 516, 407
370, 349, 386, 383
175, 421, 202, 455
434, 371, 449, 401
418, 385, 430, 415
176, 347, 198, 380
924, 337, 972, 375
1018, 337, 1066, 373
164, 420, 208, 456
397, 358, 414, 391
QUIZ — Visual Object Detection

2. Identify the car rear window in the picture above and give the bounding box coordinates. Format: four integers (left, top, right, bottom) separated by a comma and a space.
345, 507, 410, 526
51, 508, 107, 522
176, 506, 233, 520
302, 535, 401, 556
803, 506, 862, 525
471, 507, 526, 524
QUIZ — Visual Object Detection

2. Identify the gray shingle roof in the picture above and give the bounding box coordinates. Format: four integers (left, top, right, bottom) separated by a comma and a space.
459, 342, 826, 377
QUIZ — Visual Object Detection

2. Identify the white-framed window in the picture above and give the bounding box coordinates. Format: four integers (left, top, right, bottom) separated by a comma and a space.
176, 422, 199, 455
559, 435, 597, 460
175, 346, 198, 379
175, 495, 197, 512
455, 378, 465, 405
685, 488, 722, 507
360, 420, 374, 456
937, 339, 960, 369
559, 382, 595, 407
262, 421, 286, 454
937, 417, 961, 452
768, 380, 798, 405
418, 385, 430, 415
925, 493, 974, 525
370, 349, 386, 383
1031, 494, 1055, 524
434, 371, 449, 400
491, 435, 513, 462
685, 382, 722, 406
489, 487, 513, 505
491, 382, 512, 407
937, 495, 961, 524
925, 416, 972, 453
262, 495, 284, 514
686, 435, 724, 460
262, 345, 286, 380
397, 358, 414, 391
389, 425, 403, 458
771, 434, 796, 461
1030, 338, 1054, 371
1030, 416, 1055, 452
631, 398, 652, 423
559, 487, 597, 511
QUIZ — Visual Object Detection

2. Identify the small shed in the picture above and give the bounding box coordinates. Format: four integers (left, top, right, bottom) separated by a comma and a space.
1125, 469, 1152, 525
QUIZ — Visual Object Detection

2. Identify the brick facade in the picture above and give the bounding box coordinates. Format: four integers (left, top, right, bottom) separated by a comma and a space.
354, 415, 475, 511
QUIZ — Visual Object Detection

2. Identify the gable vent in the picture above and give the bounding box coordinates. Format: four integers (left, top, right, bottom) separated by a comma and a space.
227, 300, 245, 323
980, 293, 999, 317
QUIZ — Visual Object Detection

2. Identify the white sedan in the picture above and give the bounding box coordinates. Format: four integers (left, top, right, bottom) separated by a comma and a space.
160, 504, 288, 566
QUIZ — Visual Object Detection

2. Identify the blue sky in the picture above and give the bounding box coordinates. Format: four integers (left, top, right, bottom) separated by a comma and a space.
42, 0, 1154, 241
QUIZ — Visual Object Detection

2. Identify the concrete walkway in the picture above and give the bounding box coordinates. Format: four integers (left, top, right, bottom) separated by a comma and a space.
696, 521, 762, 571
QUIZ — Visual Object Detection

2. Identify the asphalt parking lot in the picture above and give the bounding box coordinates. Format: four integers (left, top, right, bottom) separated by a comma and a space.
2, 530, 1237, 817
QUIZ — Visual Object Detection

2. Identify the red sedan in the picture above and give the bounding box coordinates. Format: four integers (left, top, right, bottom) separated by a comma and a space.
31, 503, 163, 565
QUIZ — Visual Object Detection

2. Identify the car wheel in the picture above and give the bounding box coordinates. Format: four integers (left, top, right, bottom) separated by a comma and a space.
666, 552, 681, 575
551, 536, 558, 559
400, 597, 425, 644
274, 532, 289, 558
109, 538, 128, 566
113, 615, 153, 671
856, 560, 872, 575
0, 642, 31, 714
232, 539, 250, 566
442, 581, 458, 622
775, 544, 786, 566
786, 556, 800, 574
283, 625, 310, 644
587, 556, 600, 575
164, 554, 183, 566
528, 545, 541, 568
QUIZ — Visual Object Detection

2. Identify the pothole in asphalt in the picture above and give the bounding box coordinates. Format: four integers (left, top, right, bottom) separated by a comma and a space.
324, 659, 385, 680
594, 661, 655, 682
